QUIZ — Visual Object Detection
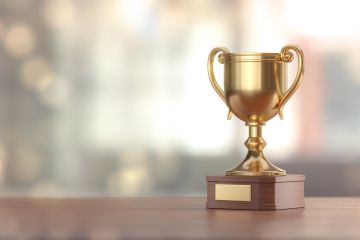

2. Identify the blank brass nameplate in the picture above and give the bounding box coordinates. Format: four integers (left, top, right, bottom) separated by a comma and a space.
215, 184, 251, 201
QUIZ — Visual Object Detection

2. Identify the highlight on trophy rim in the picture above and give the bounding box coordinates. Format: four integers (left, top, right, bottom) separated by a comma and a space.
207, 45, 304, 177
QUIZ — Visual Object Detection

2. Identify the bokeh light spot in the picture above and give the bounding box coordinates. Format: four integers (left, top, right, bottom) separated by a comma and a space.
20, 56, 52, 89
42, 0, 76, 30
4, 22, 36, 58
38, 77, 70, 108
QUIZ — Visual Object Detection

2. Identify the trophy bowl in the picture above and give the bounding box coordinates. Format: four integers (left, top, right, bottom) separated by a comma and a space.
208, 45, 304, 176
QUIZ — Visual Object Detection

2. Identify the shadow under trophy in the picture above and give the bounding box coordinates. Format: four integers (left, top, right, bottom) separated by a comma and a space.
206, 45, 305, 210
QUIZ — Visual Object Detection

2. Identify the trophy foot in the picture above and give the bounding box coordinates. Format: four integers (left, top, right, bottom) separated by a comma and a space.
226, 169, 286, 176
226, 122, 286, 176
226, 150, 286, 176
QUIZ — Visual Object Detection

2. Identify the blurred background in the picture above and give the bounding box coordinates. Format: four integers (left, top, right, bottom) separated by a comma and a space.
0, 0, 359, 197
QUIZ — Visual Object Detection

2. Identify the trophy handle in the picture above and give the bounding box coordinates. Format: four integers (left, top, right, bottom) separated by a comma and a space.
278, 44, 305, 120
207, 47, 233, 120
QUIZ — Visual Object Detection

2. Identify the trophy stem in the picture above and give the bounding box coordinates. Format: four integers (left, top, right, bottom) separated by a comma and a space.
226, 122, 286, 176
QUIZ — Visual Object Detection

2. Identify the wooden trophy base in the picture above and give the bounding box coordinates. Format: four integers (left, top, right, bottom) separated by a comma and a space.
206, 174, 305, 210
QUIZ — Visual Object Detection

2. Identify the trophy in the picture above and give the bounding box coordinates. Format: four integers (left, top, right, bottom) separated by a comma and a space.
206, 45, 305, 210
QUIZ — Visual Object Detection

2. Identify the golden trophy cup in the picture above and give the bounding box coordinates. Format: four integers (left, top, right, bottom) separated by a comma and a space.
206, 45, 305, 210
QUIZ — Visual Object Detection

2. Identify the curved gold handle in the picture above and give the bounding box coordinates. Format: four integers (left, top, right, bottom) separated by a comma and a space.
278, 44, 304, 120
207, 47, 233, 119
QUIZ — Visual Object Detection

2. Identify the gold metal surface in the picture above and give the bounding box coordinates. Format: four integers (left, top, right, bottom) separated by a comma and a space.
208, 47, 233, 120
215, 184, 251, 201
207, 45, 304, 176
277, 45, 304, 119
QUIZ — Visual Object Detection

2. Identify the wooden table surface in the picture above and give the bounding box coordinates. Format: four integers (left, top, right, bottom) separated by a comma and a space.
0, 197, 359, 239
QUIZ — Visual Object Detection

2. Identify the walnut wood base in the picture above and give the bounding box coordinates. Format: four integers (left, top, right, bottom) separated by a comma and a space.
206, 174, 305, 210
